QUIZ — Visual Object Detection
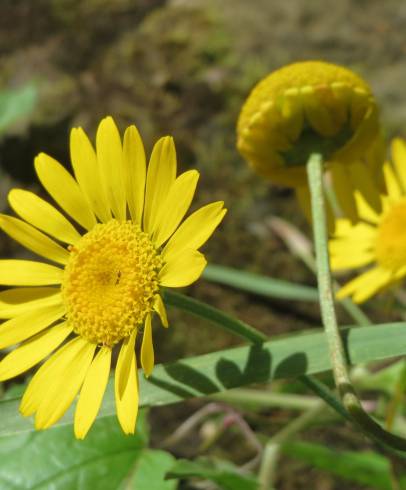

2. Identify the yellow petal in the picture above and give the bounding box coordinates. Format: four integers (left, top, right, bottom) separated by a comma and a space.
332, 219, 351, 237
115, 339, 138, 434
395, 264, 406, 280
354, 191, 380, 224
0, 287, 61, 319
35, 341, 96, 430
0, 260, 63, 286
348, 161, 382, 213
281, 88, 304, 141
141, 314, 154, 377
74, 346, 111, 439
300, 86, 337, 136
332, 221, 376, 241
153, 170, 199, 247
330, 249, 375, 270
143, 137, 177, 234
391, 138, 406, 194
329, 237, 373, 255
123, 125, 146, 225
243, 118, 291, 151
350, 87, 369, 129
117, 329, 137, 398
20, 336, 88, 416
70, 127, 111, 223
0, 322, 72, 381
96, 117, 126, 221
35, 153, 96, 230
159, 249, 207, 287
383, 161, 402, 201
8, 189, 81, 245
0, 303, 66, 349
153, 295, 168, 328
336, 267, 391, 303
162, 201, 226, 262
0, 214, 70, 265
330, 164, 358, 223
352, 268, 392, 303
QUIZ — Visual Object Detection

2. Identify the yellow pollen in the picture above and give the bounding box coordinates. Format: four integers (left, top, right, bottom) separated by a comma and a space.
375, 200, 406, 271
62, 220, 162, 346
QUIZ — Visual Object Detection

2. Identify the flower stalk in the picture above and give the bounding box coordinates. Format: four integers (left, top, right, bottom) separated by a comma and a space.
307, 152, 406, 451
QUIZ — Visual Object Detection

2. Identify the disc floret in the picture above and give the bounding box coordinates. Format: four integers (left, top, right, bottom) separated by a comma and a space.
62, 220, 162, 346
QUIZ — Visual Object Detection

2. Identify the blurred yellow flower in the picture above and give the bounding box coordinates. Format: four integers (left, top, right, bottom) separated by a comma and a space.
237, 60, 384, 223
0, 117, 226, 438
330, 138, 406, 303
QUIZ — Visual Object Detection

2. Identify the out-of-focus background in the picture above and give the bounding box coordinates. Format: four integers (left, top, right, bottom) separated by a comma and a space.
1, 1, 406, 488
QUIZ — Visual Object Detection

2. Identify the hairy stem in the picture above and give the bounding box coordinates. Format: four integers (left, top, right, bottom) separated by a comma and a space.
307, 153, 406, 452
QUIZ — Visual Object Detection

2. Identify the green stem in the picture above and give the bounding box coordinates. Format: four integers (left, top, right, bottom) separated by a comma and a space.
163, 290, 268, 344
307, 152, 406, 452
298, 375, 350, 422
211, 388, 320, 411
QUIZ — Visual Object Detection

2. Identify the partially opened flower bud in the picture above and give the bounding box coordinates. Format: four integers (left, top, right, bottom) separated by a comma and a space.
237, 61, 385, 223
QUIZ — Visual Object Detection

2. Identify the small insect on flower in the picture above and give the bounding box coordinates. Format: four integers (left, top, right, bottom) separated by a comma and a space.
0, 117, 226, 438
237, 60, 385, 225
330, 138, 406, 303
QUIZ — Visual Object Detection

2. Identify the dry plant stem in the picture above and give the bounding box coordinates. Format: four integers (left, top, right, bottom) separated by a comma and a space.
160, 403, 222, 449
161, 402, 262, 471
307, 153, 406, 452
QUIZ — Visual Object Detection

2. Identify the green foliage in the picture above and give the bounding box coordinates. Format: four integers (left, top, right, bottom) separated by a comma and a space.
164, 290, 267, 343
166, 458, 258, 490
1, 322, 405, 437
203, 264, 319, 302
355, 359, 406, 396
0, 84, 37, 134
0, 411, 180, 490
0, 413, 148, 490
120, 449, 176, 490
282, 441, 406, 490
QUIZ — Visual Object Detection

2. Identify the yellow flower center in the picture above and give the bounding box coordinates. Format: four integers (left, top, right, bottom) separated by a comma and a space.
62, 220, 162, 346
376, 200, 406, 271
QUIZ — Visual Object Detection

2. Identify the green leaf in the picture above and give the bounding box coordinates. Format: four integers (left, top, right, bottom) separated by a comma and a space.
282, 441, 406, 490
121, 449, 177, 490
0, 322, 405, 437
166, 459, 258, 490
203, 264, 318, 302
355, 359, 406, 396
164, 290, 267, 343
0, 84, 37, 133
0, 411, 148, 490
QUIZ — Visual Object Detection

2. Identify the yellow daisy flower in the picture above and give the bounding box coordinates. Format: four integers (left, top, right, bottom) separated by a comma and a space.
0, 116, 226, 439
237, 60, 384, 224
330, 138, 406, 303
